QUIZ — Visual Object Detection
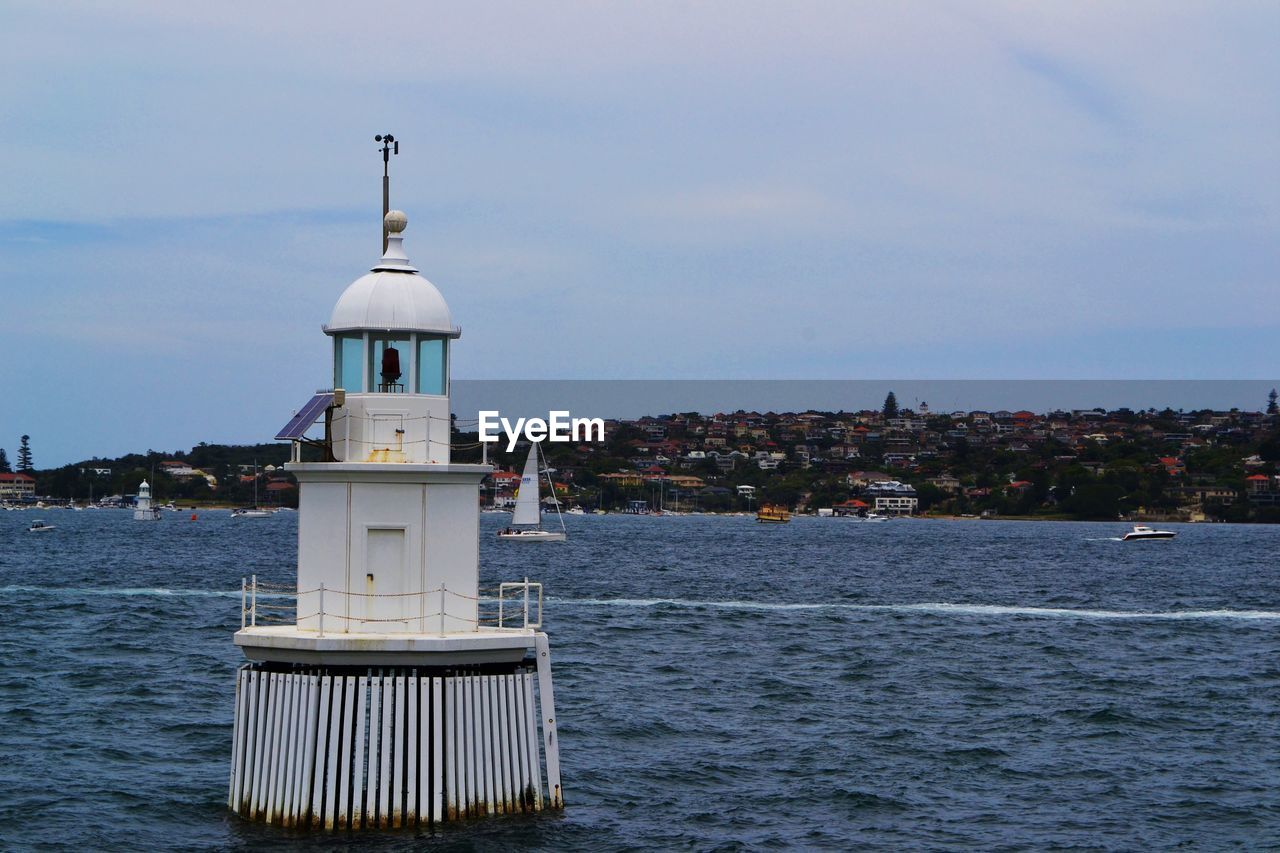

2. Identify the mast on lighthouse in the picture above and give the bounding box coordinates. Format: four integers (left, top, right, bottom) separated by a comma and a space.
228, 164, 564, 828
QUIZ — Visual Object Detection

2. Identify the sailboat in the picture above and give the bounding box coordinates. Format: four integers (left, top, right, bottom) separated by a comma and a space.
232, 461, 273, 518
497, 442, 567, 542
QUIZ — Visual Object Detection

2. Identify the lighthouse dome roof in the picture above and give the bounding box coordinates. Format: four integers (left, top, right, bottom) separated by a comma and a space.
325, 212, 459, 337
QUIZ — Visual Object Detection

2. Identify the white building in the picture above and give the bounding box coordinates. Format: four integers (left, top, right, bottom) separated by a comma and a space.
228, 210, 562, 828
0, 473, 35, 499
866, 480, 919, 516
133, 479, 161, 521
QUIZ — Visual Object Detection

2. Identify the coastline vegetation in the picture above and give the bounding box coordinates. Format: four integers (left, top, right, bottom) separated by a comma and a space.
13, 396, 1280, 522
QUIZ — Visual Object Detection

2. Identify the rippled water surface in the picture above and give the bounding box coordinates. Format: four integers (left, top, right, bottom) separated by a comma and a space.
2, 511, 1279, 849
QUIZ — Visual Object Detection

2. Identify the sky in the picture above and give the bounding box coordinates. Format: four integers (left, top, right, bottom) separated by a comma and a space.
1, 2, 1277, 466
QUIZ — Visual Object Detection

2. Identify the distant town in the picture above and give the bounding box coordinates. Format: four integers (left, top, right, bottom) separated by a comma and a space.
7, 391, 1280, 523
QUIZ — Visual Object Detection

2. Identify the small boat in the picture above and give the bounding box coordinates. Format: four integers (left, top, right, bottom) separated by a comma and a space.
847, 512, 890, 523
232, 460, 273, 518
497, 442, 567, 542
757, 504, 790, 524
565, 507, 586, 515
496, 527, 566, 542
28, 520, 55, 532
1122, 525, 1176, 541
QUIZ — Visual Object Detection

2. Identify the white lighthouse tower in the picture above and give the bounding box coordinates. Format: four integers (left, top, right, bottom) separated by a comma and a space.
133, 479, 160, 520
229, 210, 563, 828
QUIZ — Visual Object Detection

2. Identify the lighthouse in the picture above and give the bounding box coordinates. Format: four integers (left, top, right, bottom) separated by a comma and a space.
228, 208, 563, 828
133, 479, 160, 521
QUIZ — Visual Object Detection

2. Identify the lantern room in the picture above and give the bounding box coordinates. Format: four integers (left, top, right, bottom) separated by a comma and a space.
319, 211, 460, 464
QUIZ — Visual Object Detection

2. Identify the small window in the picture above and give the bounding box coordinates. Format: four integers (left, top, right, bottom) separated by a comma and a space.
369, 335, 410, 392
417, 337, 447, 395
334, 334, 364, 392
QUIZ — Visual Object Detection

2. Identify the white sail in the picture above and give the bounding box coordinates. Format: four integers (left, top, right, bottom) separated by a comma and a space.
511, 443, 542, 526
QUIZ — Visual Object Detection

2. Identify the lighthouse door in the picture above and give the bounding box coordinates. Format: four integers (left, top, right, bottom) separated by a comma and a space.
370, 413, 404, 450
363, 527, 406, 630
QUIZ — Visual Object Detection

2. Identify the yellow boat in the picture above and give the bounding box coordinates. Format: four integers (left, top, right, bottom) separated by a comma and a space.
756, 504, 790, 523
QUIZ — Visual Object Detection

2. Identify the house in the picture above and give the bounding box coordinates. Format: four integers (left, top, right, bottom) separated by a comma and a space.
832, 498, 870, 517
1245, 474, 1271, 495
599, 472, 645, 487
489, 470, 522, 492
846, 470, 892, 489
1005, 480, 1034, 495
864, 480, 918, 515
264, 480, 296, 504
736, 485, 756, 497
1177, 486, 1236, 506
927, 474, 961, 494
0, 472, 35, 500
161, 460, 198, 479
647, 474, 705, 490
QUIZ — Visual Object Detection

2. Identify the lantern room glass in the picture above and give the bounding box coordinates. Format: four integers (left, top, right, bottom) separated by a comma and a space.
334, 334, 364, 392
417, 337, 447, 395
369, 335, 410, 392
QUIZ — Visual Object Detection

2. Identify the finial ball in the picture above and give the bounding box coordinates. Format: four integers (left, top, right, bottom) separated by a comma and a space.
385, 210, 408, 233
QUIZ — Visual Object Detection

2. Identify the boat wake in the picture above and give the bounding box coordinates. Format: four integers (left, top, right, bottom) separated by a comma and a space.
558, 597, 1280, 621
2, 586, 1277, 620
0, 585, 286, 599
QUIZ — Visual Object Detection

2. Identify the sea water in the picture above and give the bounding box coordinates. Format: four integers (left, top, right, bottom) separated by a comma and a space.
2, 511, 1278, 849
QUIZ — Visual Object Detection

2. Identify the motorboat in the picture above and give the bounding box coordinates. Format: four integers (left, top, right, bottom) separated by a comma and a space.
1122, 525, 1176, 541
846, 512, 890, 523
28, 519, 55, 532
497, 442, 567, 542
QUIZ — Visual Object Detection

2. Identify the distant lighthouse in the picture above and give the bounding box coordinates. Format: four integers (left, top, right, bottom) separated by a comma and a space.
228, 203, 563, 827
133, 479, 160, 521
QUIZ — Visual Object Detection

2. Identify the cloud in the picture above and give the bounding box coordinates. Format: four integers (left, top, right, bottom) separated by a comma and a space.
0, 2, 1277, 464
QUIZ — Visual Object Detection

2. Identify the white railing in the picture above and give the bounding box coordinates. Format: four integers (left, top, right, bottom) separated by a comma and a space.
497, 579, 544, 629
240, 575, 544, 635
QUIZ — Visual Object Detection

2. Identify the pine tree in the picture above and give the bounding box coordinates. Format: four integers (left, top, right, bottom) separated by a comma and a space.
1268, 388, 1278, 415
0, 448, 9, 473
16, 435, 32, 472
883, 391, 899, 421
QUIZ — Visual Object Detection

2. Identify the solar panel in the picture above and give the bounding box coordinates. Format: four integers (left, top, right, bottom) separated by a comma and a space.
275, 393, 335, 440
